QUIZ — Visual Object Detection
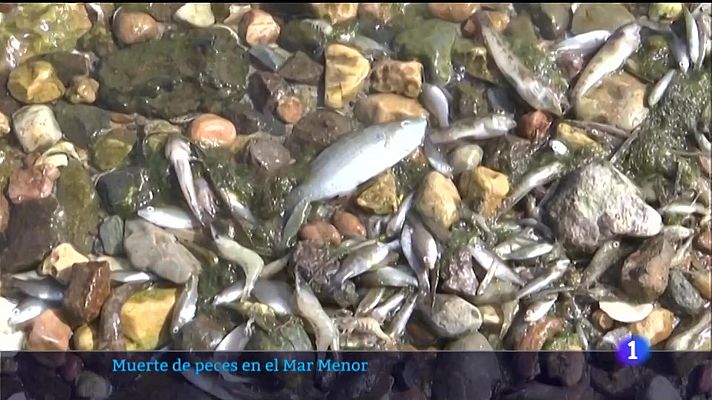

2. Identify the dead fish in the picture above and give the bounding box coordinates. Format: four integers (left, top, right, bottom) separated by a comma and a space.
356, 288, 387, 317
110, 270, 158, 284
571, 23, 642, 103
423, 137, 454, 178
684, 7, 701, 70
515, 259, 570, 300
285, 118, 427, 211
500, 242, 555, 261
670, 31, 691, 72
294, 270, 339, 351
580, 240, 629, 288
401, 224, 430, 299
260, 254, 290, 279
11, 278, 64, 302
195, 177, 218, 221
428, 114, 516, 144
385, 192, 415, 238
659, 199, 710, 216
211, 227, 264, 301
170, 274, 199, 337
165, 135, 207, 225
598, 299, 653, 323
280, 198, 311, 250
420, 83, 450, 128
137, 205, 201, 230
219, 189, 258, 225
252, 279, 296, 316
495, 161, 566, 218
215, 322, 253, 352
370, 291, 407, 323
331, 242, 392, 288
524, 293, 558, 322
552, 30, 612, 56
477, 12, 563, 115
386, 293, 418, 339
409, 216, 439, 271
356, 266, 419, 288
212, 281, 245, 306
662, 225, 696, 240
469, 237, 525, 286
8, 298, 49, 327
99, 282, 150, 351
666, 306, 711, 350
647, 69, 676, 106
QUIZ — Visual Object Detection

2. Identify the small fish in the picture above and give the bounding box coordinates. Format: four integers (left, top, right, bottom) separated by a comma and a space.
423, 137, 454, 178
331, 242, 392, 287
500, 242, 555, 261
219, 189, 258, 225
401, 224, 430, 299
356, 266, 420, 288
420, 83, 450, 128
666, 306, 711, 350
552, 30, 612, 56
580, 240, 628, 288
165, 135, 206, 225
8, 298, 49, 327
670, 31, 691, 72
662, 225, 696, 240
294, 270, 339, 351
659, 200, 710, 216
694, 130, 712, 154
213, 281, 245, 306
280, 198, 311, 250
684, 7, 701, 71
515, 259, 570, 300
211, 229, 264, 301
428, 114, 516, 144
170, 274, 199, 337
469, 238, 525, 286
370, 291, 407, 323
260, 254, 290, 279
524, 293, 558, 322
215, 323, 253, 352
571, 23, 641, 103
99, 282, 150, 351
495, 161, 566, 218
252, 279, 296, 316
386, 293, 418, 339
386, 192, 415, 238
137, 206, 200, 230
11, 278, 64, 302
647, 69, 676, 106
303, 18, 333, 35
356, 288, 387, 317
409, 217, 439, 271
195, 177, 218, 221
285, 118, 427, 211
110, 270, 157, 283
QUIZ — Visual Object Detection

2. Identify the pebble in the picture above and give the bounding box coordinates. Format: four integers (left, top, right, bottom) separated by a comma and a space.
416, 171, 461, 231
311, 3, 358, 24
66, 76, 99, 104
440, 247, 479, 297
7, 157, 61, 204
638, 375, 681, 400
123, 220, 201, 284
592, 309, 615, 332
238, 9, 280, 47
621, 235, 674, 303
690, 270, 711, 300
38, 243, 89, 284
278, 51, 324, 85
370, 60, 423, 98
332, 210, 366, 238
575, 72, 649, 131
276, 95, 304, 124
325, 44, 370, 109
446, 331, 493, 350
426, 294, 482, 338
73, 324, 97, 351
648, 3, 684, 21
357, 171, 399, 215
7, 61, 65, 104
11, 105, 63, 153
462, 10, 510, 38
543, 352, 586, 387
448, 144, 483, 175
358, 4, 397, 24
287, 109, 355, 154
121, 287, 178, 350
459, 166, 510, 217
629, 307, 675, 346
63, 261, 112, 326
519, 110, 552, 142
0, 111, 9, 136
99, 215, 125, 256
247, 138, 292, 174
112, 10, 159, 45
427, 3, 480, 23
299, 221, 342, 246
189, 113, 237, 148
516, 317, 564, 350
696, 230, 711, 254
354, 93, 429, 125
173, 3, 215, 28
662, 269, 705, 317
75, 371, 112, 400
571, 3, 635, 34
248, 71, 289, 113
0, 195, 8, 233
26, 309, 72, 351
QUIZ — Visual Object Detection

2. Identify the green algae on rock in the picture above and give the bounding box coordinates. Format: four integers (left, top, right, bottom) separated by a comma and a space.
394, 19, 459, 85
628, 34, 674, 82
97, 28, 249, 119
91, 127, 137, 171
55, 160, 100, 254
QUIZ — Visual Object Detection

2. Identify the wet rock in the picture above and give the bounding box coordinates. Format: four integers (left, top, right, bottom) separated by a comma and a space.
621, 236, 674, 302
529, 4, 571, 40
325, 44, 370, 109
26, 309, 72, 351
452, 80, 490, 118
358, 3, 400, 24
291, 240, 357, 307
11, 105, 63, 153
558, 50, 585, 81
299, 221, 342, 246
175, 314, 228, 351
697, 230, 712, 254
516, 317, 564, 351
247, 317, 313, 351
278, 51, 324, 85
543, 352, 585, 387
629, 307, 674, 346
332, 210, 366, 238
556, 120, 602, 150
123, 220, 201, 284
355, 93, 429, 125
357, 170, 399, 215
112, 10, 159, 45
394, 19, 458, 85
53, 102, 112, 148
66, 76, 100, 105
690, 270, 711, 300
248, 71, 289, 114
637, 375, 681, 400
446, 330, 492, 350
73, 323, 98, 350
452, 39, 506, 86
173, 3, 214, 28
63, 261, 111, 326
55, 160, 100, 255
121, 287, 178, 350
432, 350, 501, 400
290, 84, 318, 116
662, 269, 705, 317
98, 28, 249, 119
0, 297, 25, 351
423, 294, 482, 339
221, 103, 287, 137
459, 166, 510, 217
592, 309, 615, 332
96, 167, 155, 216
571, 3, 635, 35
518, 110, 553, 142
427, 3, 479, 23
575, 71, 649, 131
75, 370, 112, 400
7, 158, 60, 204
0, 111, 9, 136
91, 127, 136, 171
370, 60, 423, 98
189, 113, 237, 148
275, 95, 305, 125
649, 4, 684, 21
0, 194, 8, 234
311, 3, 358, 24
544, 162, 663, 253
416, 171, 461, 231
8, 60, 65, 104
238, 9, 280, 47
462, 10, 510, 38
440, 247, 479, 297
247, 138, 292, 175
287, 109, 355, 155
39, 243, 89, 284
279, 19, 330, 58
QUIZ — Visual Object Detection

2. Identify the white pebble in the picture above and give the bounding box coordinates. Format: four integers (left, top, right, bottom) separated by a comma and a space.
174, 3, 215, 28
11, 105, 63, 153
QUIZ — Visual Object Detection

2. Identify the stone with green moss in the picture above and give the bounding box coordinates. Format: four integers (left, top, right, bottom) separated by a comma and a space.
0, 140, 23, 192
96, 167, 156, 217
91, 128, 137, 171
278, 19, 331, 59
394, 19, 459, 85
246, 317, 313, 351
452, 81, 491, 119
628, 34, 673, 82
55, 160, 100, 254
571, 3, 634, 35
452, 38, 506, 85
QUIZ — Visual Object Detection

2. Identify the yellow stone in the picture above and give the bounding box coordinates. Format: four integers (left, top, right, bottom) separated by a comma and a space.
73, 323, 97, 350
459, 166, 509, 217
691, 270, 711, 300
556, 122, 601, 150
311, 3, 358, 24
354, 93, 429, 124
8, 61, 66, 104
629, 308, 674, 346
649, 3, 684, 21
325, 44, 370, 109
357, 170, 399, 214
370, 60, 423, 98
120, 288, 178, 350
416, 171, 462, 230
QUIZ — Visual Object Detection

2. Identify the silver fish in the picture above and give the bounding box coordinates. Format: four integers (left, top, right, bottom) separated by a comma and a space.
523, 293, 558, 322
552, 30, 612, 55
386, 293, 418, 339
385, 192, 414, 238
500, 242, 555, 261
659, 200, 710, 216
671, 31, 691, 72
356, 288, 387, 317
695, 130, 712, 154
195, 177, 218, 221
647, 69, 676, 107
684, 7, 701, 70
294, 270, 339, 351
420, 83, 450, 128
137, 206, 200, 230
213, 280, 245, 306
409, 217, 439, 271
219, 189, 258, 225
285, 118, 427, 211
260, 254, 290, 279
211, 228, 264, 301
666, 305, 711, 350
515, 259, 570, 300
423, 137, 454, 178
662, 225, 696, 240
495, 161, 566, 218
401, 224, 430, 298
165, 135, 206, 225
580, 240, 629, 288
331, 242, 392, 287
371, 290, 407, 323
11, 278, 64, 302
252, 279, 296, 316
468, 237, 525, 286
170, 274, 199, 336
215, 322, 253, 351
8, 298, 49, 327
571, 23, 642, 103
249, 45, 287, 71
356, 266, 419, 288
110, 270, 158, 283
280, 198, 311, 250
428, 114, 516, 144
479, 13, 563, 115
